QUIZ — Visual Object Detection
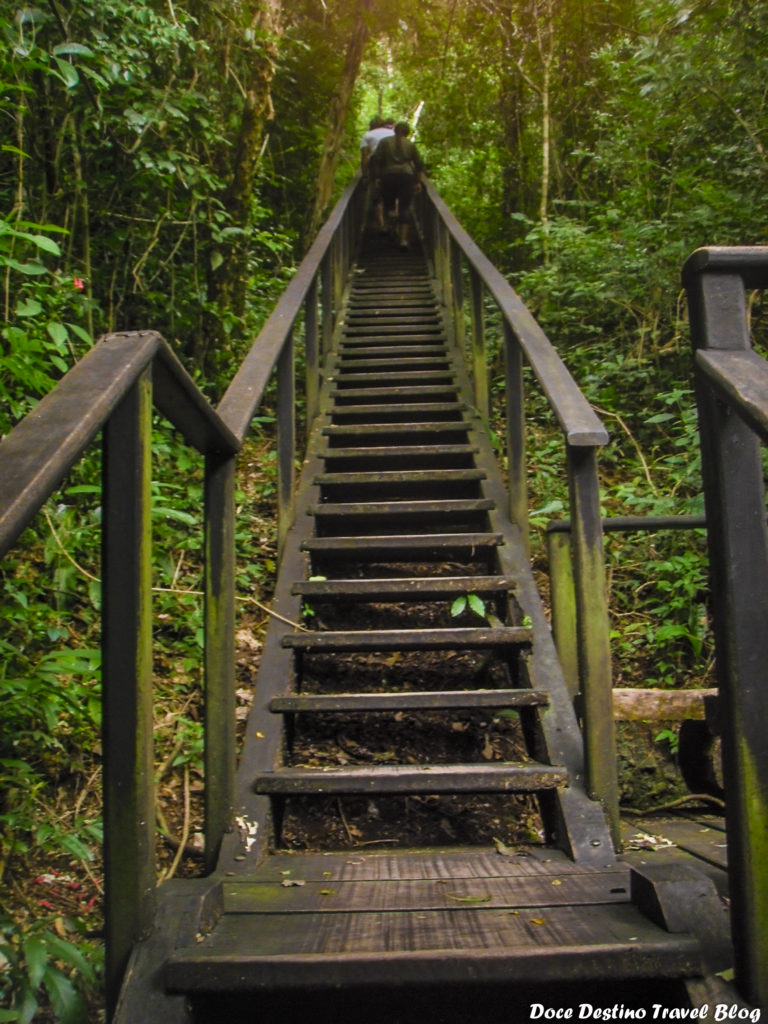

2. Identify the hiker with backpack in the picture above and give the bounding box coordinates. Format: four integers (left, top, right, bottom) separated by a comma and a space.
369, 121, 425, 250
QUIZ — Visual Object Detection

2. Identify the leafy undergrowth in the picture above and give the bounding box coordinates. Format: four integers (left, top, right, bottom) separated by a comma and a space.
0, 427, 278, 1022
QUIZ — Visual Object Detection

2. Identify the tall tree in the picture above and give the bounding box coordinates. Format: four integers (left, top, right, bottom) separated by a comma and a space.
192, 0, 284, 371
304, 0, 375, 245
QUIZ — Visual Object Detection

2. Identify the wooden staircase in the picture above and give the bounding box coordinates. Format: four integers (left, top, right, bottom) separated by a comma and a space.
115, 231, 731, 1022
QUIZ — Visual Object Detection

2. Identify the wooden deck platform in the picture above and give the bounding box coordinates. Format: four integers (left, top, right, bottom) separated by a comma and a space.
166, 845, 707, 994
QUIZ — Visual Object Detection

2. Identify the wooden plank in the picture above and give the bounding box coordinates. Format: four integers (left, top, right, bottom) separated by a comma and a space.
281, 625, 532, 652
424, 183, 608, 448
696, 348, 768, 445
612, 688, 718, 721
330, 386, 460, 399
254, 846, 617, 882
322, 422, 469, 437
302, 533, 503, 556
336, 358, 452, 371
217, 176, 360, 440
308, 498, 495, 517
332, 371, 457, 384
337, 354, 450, 368
346, 299, 439, 308
166, 904, 701, 991
313, 470, 483, 486
319, 444, 476, 460
221, 871, 633, 914
254, 762, 566, 795
292, 576, 510, 599
344, 319, 441, 329
269, 688, 549, 713
337, 349, 449, 361
331, 395, 462, 407
344, 318, 442, 327
627, 817, 728, 871
345, 305, 440, 314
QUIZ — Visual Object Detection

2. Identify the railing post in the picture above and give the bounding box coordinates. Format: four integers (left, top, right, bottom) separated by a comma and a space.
101, 369, 155, 1017
686, 262, 768, 1008
203, 451, 236, 873
332, 235, 344, 320
422, 194, 437, 274
450, 238, 465, 353
434, 217, 450, 307
305, 276, 320, 424
566, 442, 619, 848
503, 322, 529, 551
546, 525, 580, 698
321, 251, 333, 357
277, 327, 296, 553
469, 265, 488, 420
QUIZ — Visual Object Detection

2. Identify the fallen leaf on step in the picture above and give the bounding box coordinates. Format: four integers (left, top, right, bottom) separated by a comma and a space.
493, 836, 514, 857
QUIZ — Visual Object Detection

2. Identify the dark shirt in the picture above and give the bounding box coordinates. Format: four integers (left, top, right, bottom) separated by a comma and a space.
371, 135, 423, 177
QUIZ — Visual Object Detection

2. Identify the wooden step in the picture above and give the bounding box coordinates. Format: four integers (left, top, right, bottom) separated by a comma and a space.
319, 446, 478, 473
334, 357, 451, 371
331, 387, 462, 405
343, 314, 440, 325
339, 337, 446, 348
281, 626, 531, 653
332, 371, 456, 386
322, 422, 471, 440
342, 331, 444, 344
292, 574, 508, 599
329, 403, 464, 419
349, 291, 435, 301
346, 299, 439, 310
350, 280, 432, 290
343, 318, 442, 329
218, 873, 631, 915
338, 347, 448, 361
166, 911, 701, 995
253, 761, 566, 796
164, 846, 708, 998
308, 498, 494, 520
269, 689, 549, 714
337, 346, 448, 360
302, 532, 503, 560
313, 470, 485, 487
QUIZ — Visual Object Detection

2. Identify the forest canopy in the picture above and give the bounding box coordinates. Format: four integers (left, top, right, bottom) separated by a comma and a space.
1, 0, 767, 1018
2, 0, 766, 410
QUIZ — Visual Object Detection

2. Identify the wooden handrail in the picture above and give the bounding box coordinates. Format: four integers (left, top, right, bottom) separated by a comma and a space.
0, 332, 239, 558
0, 329, 244, 1014
416, 182, 617, 845
218, 176, 364, 440
695, 348, 768, 444
682, 244, 768, 290
423, 182, 608, 446
684, 246, 768, 1009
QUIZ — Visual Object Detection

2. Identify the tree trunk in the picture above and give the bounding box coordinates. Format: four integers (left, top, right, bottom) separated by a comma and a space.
198, 0, 282, 372
303, 0, 373, 247
535, 0, 554, 254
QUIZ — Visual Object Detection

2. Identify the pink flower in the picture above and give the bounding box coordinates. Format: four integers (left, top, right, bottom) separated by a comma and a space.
73, 277, 84, 290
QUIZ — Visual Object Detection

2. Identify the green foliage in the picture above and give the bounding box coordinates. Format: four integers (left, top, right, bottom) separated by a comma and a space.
0, 916, 100, 1024
449, 593, 487, 620
655, 728, 680, 757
